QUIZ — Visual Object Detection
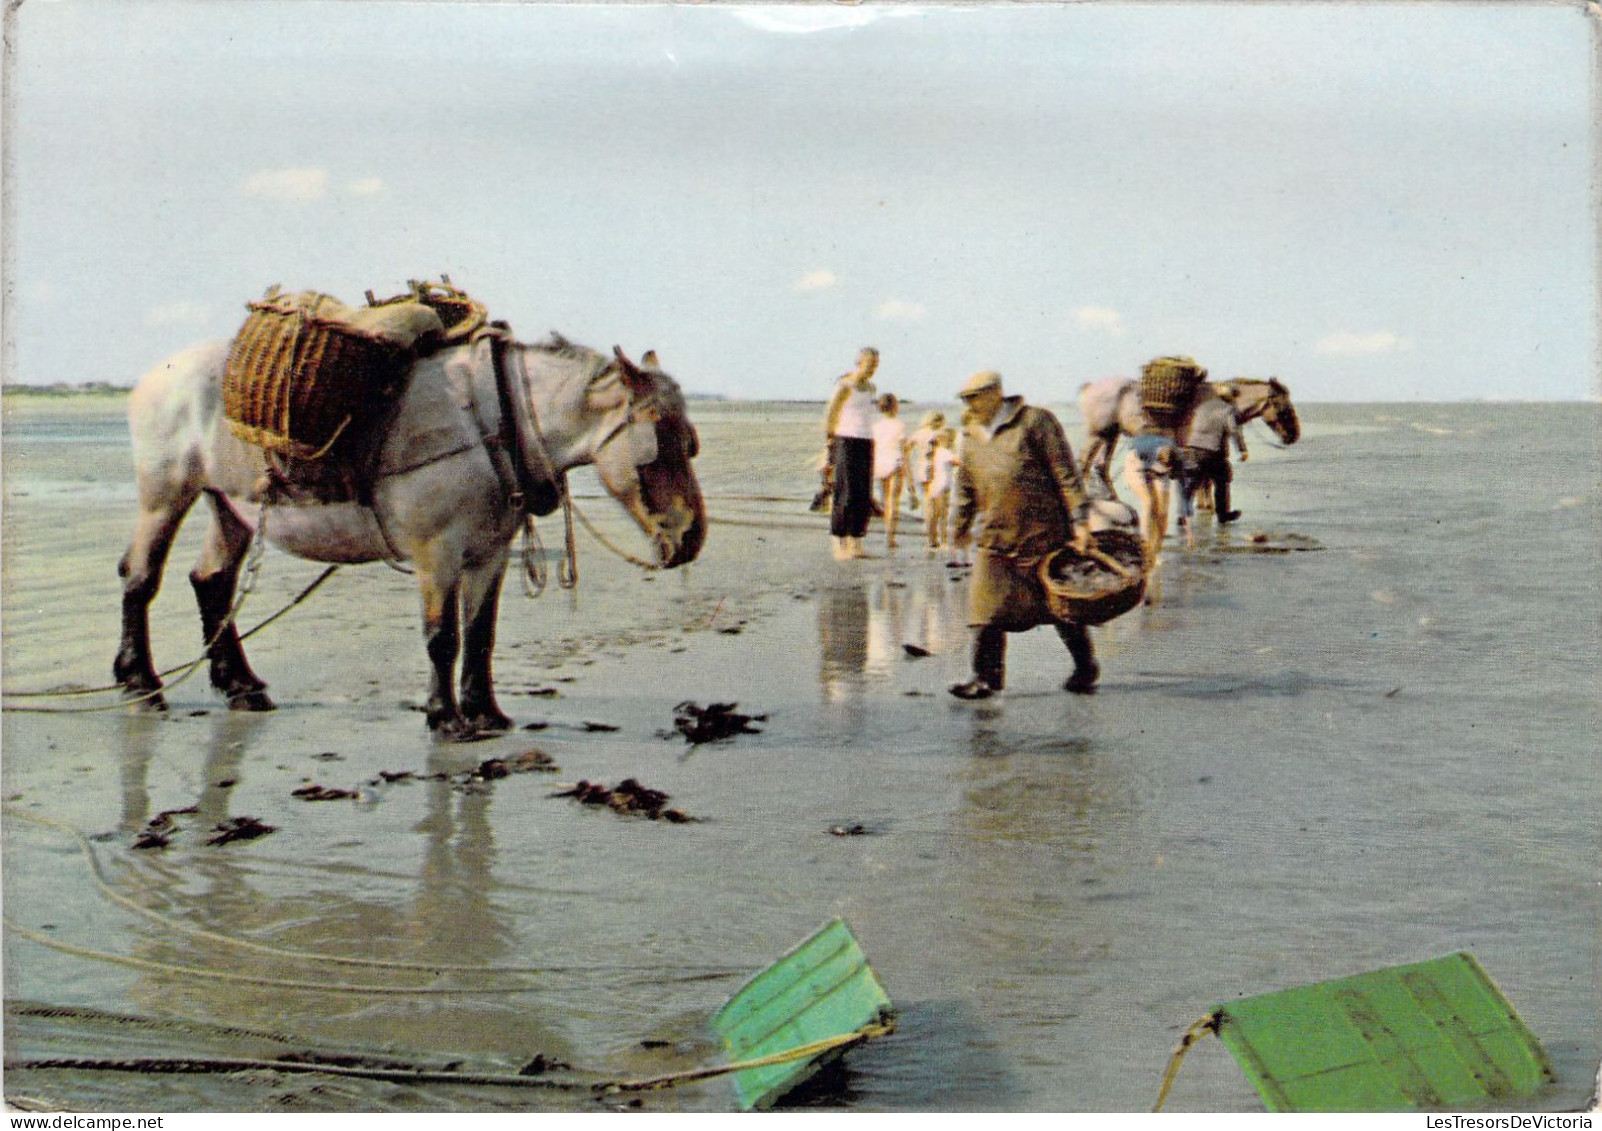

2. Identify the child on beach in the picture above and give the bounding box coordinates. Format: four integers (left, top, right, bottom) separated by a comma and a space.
872, 393, 908, 550
905, 410, 946, 514
927, 428, 962, 558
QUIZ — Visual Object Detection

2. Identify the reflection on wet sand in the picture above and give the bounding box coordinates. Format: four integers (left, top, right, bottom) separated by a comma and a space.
819, 571, 969, 701
818, 583, 869, 700
941, 717, 1141, 1070
110, 717, 569, 1063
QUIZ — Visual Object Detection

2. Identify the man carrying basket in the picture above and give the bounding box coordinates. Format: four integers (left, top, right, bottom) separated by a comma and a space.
949, 370, 1101, 700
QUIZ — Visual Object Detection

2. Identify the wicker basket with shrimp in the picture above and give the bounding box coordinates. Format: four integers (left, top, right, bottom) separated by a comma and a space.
1039, 528, 1149, 625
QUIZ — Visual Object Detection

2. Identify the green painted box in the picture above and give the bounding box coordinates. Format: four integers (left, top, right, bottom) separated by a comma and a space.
712, 918, 895, 1110
1214, 952, 1555, 1112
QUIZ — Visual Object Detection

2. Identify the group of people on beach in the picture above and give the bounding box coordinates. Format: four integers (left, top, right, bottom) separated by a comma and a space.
820, 346, 1245, 701
819, 347, 965, 561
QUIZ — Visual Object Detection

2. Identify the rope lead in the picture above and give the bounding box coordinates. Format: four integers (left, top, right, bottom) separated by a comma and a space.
5, 1020, 896, 1100
1151, 1012, 1221, 1112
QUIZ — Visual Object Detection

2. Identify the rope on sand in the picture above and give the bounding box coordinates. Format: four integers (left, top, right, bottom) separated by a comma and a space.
4, 920, 542, 996
3, 806, 741, 981
4, 1021, 896, 1098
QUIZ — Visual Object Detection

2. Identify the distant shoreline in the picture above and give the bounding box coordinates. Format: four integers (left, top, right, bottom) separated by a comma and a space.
3, 384, 130, 399
0, 384, 1595, 408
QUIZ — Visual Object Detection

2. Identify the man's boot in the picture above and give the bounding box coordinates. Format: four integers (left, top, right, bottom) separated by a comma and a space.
1057, 622, 1099, 693
950, 626, 1006, 699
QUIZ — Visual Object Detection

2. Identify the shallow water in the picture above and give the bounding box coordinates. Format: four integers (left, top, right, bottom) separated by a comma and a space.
2, 395, 1597, 1112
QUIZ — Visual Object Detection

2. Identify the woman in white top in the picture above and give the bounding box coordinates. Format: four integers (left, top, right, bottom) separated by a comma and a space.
871, 393, 908, 550
822, 347, 880, 560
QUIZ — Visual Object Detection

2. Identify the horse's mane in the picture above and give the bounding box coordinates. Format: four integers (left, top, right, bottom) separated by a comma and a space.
522, 331, 684, 403
528, 330, 598, 361
515, 331, 618, 385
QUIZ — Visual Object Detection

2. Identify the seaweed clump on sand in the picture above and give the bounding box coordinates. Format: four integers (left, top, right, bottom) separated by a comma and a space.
552, 778, 698, 823
205, 816, 277, 846
292, 784, 359, 802
131, 805, 199, 850
368, 748, 560, 791
670, 701, 765, 744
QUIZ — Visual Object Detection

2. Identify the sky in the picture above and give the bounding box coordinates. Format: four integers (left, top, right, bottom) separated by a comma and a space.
3, 0, 1597, 403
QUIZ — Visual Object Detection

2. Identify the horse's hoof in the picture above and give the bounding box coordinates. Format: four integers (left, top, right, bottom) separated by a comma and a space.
226, 688, 276, 712
121, 687, 169, 713
431, 716, 491, 744
463, 709, 515, 735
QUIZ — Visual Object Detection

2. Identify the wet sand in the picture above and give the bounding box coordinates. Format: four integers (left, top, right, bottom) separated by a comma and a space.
3, 397, 1598, 1112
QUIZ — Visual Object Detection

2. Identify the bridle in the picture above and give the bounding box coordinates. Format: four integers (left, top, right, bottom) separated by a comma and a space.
593, 365, 667, 469
1258, 392, 1298, 445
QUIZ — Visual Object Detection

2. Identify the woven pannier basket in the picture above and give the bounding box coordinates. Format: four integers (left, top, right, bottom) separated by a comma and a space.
1039, 528, 1149, 626
223, 292, 410, 460
1139, 356, 1207, 430
368, 278, 489, 347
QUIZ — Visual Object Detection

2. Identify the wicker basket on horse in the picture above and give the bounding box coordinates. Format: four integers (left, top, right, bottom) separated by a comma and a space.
1139, 355, 1208, 431
222, 288, 443, 461
364, 276, 489, 347
1039, 528, 1149, 626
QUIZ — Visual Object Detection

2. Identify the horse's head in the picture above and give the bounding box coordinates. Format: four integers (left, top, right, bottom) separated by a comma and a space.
587, 346, 707, 568
1258, 378, 1300, 445
1221, 377, 1300, 446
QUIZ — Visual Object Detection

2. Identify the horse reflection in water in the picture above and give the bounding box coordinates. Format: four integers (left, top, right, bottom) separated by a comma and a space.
113, 718, 572, 1074
114, 332, 706, 741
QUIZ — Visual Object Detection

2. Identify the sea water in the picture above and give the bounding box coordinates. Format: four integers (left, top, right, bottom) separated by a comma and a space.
1, 396, 1597, 1111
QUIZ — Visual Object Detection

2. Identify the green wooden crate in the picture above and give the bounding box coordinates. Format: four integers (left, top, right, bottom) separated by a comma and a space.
1213, 953, 1555, 1112
712, 918, 895, 1110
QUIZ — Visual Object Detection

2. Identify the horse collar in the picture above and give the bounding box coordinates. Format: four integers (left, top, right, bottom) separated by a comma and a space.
492, 338, 562, 516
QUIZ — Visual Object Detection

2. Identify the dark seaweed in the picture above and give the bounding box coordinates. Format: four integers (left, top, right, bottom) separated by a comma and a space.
671, 701, 765, 744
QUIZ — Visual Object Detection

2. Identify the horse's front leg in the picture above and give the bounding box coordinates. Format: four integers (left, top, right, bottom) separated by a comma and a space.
1079, 435, 1105, 480
1098, 435, 1122, 496
458, 545, 513, 735
1084, 432, 1118, 497
416, 562, 475, 741
190, 491, 274, 711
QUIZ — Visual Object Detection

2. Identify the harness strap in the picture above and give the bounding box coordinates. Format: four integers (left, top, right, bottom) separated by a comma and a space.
488, 332, 561, 516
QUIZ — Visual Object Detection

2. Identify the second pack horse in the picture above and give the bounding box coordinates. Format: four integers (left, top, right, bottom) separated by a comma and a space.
114, 326, 707, 741
1077, 375, 1300, 490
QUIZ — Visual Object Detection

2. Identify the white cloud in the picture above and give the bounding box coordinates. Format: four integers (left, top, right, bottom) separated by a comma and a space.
731, 6, 927, 35
875, 299, 928, 322
1075, 305, 1125, 337
239, 167, 329, 201
1316, 331, 1416, 356
794, 269, 837, 293
143, 300, 212, 328
347, 177, 385, 197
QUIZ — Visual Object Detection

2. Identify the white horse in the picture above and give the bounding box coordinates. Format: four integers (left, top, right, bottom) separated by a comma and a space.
114, 330, 706, 741
1077, 376, 1300, 490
